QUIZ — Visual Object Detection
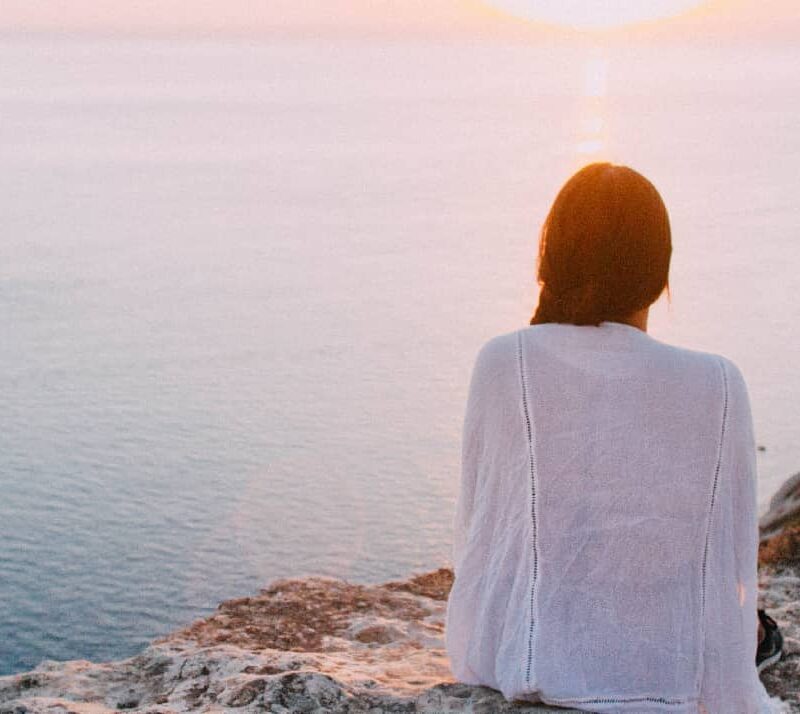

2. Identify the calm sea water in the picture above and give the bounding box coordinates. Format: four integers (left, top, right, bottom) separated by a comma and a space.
1, 35, 798, 675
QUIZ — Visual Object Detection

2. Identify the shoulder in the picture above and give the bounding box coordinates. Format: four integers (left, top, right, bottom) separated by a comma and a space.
645, 337, 744, 380
471, 329, 521, 374
650, 340, 752, 409
715, 355, 752, 418
465, 330, 524, 398
463, 331, 529, 428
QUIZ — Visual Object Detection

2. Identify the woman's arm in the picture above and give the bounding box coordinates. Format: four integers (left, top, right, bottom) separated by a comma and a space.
452, 335, 509, 576
721, 358, 760, 655
452, 346, 484, 577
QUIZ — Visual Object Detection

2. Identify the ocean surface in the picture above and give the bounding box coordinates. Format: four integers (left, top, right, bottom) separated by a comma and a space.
1, 34, 798, 676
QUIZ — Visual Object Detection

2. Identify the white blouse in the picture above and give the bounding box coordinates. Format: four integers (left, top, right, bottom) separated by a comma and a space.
445, 321, 778, 713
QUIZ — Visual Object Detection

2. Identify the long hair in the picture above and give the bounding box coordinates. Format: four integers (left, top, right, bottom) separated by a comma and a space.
530, 163, 672, 326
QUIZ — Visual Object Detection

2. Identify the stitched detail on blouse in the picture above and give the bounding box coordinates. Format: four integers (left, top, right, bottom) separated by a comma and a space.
696, 358, 729, 693
517, 330, 539, 688
548, 695, 689, 706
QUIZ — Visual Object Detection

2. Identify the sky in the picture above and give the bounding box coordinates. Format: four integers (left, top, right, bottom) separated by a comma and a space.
0, 0, 797, 41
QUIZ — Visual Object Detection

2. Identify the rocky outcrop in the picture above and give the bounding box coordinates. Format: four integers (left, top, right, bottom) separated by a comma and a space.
760, 471, 800, 574
758, 567, 800, 708
1, 476, 799, 714
760, 472, 800, 544
0, 569, 580, 713
758, 472, 800, 708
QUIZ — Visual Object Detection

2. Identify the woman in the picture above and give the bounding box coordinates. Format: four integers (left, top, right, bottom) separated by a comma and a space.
444, 163, 783, 713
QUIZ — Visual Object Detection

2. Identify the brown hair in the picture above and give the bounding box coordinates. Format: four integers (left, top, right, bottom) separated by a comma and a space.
530, 162, 671, 326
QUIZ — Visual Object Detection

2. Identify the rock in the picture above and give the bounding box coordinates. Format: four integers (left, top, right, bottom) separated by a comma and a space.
3, 478, 800, 713
0, 568, 578, 713
757, 473, 800, 711
760, 472, 800, 543
758, 569, 800, 709
758, 472, 800, 568
761, 526, 800, 569
759, 470, 800, 599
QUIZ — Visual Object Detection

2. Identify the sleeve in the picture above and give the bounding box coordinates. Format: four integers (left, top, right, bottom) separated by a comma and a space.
452, 345, 484, 577
452, 335, 507, 576
720, 358, 760, 657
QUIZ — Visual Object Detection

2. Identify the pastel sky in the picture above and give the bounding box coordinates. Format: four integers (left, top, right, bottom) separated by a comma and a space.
0, 0, 796, 40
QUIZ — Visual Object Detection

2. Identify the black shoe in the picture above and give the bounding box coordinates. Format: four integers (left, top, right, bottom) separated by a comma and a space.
756, 609, 784, 673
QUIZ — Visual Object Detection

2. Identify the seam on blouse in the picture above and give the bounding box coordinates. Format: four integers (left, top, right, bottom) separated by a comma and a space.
547, 694, 690, 706
517, 329, 539, 688
696, 357, 728, 695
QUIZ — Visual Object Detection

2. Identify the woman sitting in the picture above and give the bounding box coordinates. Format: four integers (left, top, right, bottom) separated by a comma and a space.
445, 163, 784, 713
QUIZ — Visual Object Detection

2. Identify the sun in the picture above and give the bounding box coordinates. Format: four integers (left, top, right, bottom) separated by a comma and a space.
479, 0, 709, 30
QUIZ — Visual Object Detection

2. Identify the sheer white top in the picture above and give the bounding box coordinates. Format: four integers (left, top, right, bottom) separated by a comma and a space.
445, 321, 776, 713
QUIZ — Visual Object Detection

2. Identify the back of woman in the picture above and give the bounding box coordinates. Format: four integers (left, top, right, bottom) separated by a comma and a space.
444, 163, 778, 713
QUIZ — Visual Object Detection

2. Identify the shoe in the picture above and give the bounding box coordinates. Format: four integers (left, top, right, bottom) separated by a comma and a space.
756, 609, 784, 673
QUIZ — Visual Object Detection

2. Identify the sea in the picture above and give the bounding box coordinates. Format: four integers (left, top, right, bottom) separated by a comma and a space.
1, 33, 798, 675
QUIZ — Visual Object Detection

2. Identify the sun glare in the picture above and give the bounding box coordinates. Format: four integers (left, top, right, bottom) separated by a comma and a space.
480, 0, 708, 30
